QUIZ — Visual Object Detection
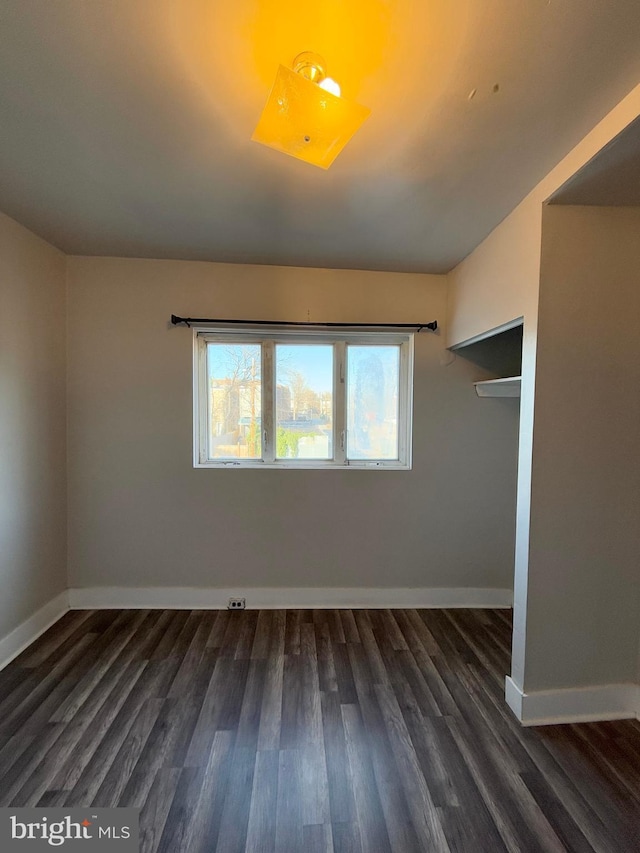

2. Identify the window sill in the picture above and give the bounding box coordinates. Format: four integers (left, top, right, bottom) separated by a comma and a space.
194, 460, 411, 471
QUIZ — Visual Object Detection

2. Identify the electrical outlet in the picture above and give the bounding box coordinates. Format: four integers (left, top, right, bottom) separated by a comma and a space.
228, 597, 246, 610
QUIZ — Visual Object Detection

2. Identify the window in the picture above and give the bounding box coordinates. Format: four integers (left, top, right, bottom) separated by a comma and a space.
194, 329, 413, 469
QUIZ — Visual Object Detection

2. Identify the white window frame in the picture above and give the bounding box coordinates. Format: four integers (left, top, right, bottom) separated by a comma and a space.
193, 327, 414, 470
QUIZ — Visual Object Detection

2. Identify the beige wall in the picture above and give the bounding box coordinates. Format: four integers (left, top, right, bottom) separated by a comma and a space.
523, 206, 640, 691
66, 257, 519, 592
446, 83, 640, 350
0, 213, 67, 642
445, 83, 640, 691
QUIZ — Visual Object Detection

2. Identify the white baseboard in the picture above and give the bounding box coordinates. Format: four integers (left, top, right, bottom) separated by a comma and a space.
0, 591, 70, 671
68, 586, 513, 611
505, 675, 640, 726
0, 586, 511, 672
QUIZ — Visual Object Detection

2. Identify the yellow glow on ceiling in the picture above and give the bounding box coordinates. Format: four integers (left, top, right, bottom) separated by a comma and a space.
170, 1, 468, 172
248, 0, 390, 98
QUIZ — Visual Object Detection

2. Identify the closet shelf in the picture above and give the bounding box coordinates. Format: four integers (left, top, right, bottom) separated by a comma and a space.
474, 376, 521, 398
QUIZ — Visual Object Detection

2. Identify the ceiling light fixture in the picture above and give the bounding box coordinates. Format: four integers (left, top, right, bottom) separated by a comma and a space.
252, 52, 370, 169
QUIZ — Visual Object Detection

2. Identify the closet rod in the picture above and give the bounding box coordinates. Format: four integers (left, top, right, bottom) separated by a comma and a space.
170, 315, 438, 332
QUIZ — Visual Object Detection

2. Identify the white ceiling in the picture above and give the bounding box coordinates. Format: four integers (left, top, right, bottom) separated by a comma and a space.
0, 0, 639, 273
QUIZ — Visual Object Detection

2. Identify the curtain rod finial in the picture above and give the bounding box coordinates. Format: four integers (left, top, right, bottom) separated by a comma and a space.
171, 315, 191, 327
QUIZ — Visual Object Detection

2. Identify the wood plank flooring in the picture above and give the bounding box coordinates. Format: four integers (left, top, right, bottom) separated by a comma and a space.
1, 608, 639, 852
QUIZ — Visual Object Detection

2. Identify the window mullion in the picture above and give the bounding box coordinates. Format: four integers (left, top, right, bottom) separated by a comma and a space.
334, 341, 346, 465
262, 340, 275, 463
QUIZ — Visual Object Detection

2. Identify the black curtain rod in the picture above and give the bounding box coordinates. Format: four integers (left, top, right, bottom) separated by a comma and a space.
170, 315, 438, 332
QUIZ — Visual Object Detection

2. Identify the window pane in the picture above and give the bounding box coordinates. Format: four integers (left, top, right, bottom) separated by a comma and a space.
207, 343, 261, 459
275, 344, 333, 459
347, 345, 400, 460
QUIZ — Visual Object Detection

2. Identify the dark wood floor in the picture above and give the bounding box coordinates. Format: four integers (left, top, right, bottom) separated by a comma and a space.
1, 608, 639, 852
